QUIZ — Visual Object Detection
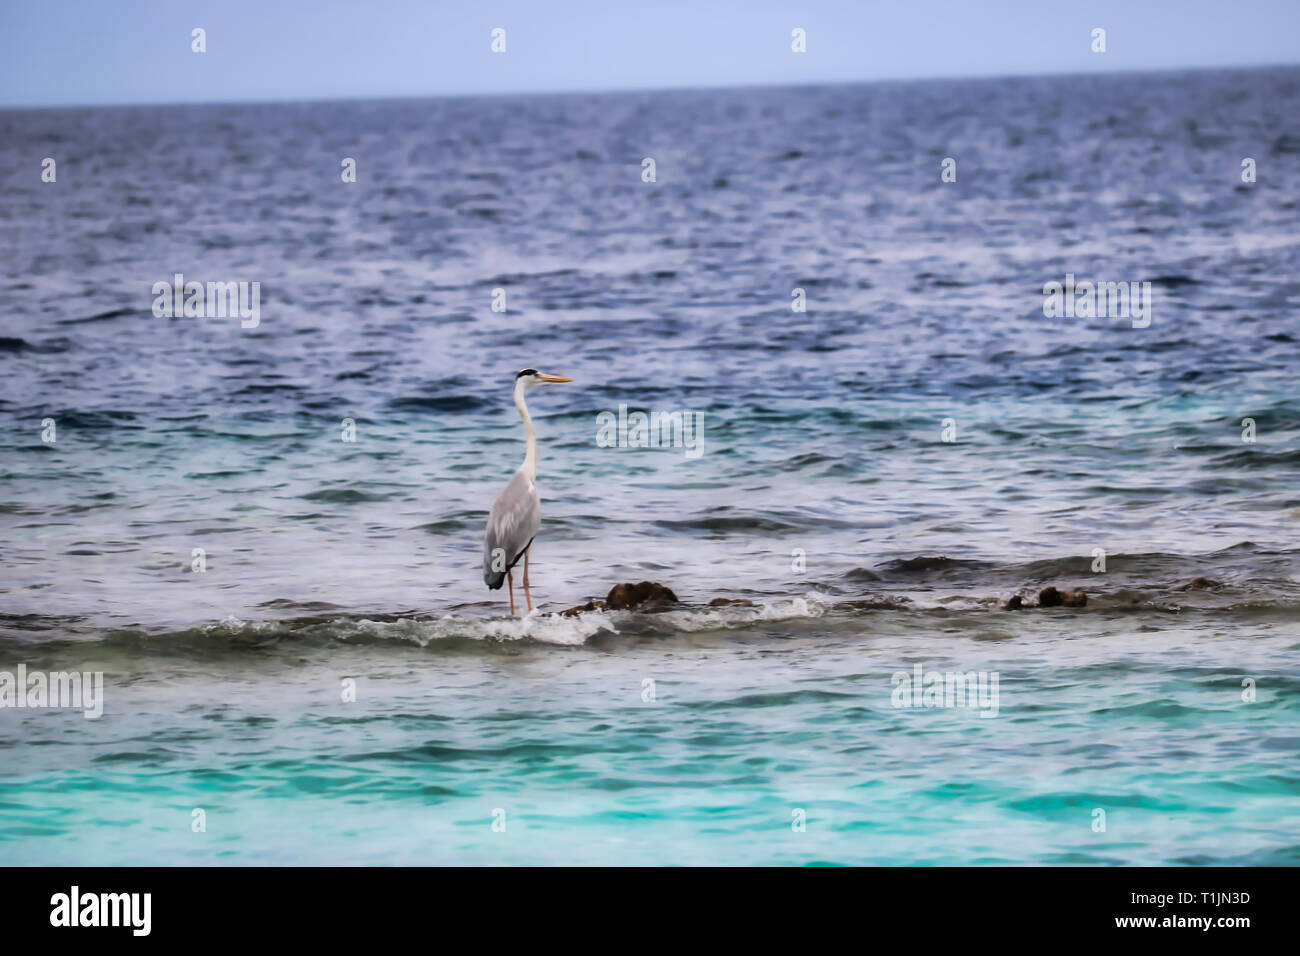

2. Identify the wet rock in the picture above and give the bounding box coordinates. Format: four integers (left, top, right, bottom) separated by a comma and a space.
1038, 586, 1086, 608
1005, 595, 1025, 610
558, 600, 606, 617
1037, 587, 1062, 607
843, 597, 912, 611
1181, 577, 1222, 590
708, 597, 753, 607
605, 581, 680, 611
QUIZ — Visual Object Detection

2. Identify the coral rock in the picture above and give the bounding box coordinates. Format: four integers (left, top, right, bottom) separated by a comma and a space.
558, 600, 606, 617
1038, 586, 1086, 608
605, 582, 680, 611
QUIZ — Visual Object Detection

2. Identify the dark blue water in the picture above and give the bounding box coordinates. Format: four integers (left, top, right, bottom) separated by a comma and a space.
1, 68, 1298, 864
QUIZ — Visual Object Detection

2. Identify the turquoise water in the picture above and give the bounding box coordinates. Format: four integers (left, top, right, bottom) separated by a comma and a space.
6, 605, 1299, 865
2, 69, 1299, 864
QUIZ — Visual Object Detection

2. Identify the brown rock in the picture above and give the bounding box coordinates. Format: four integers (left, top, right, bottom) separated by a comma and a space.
708, 597, 753, 607
842, 597, 912, 610
605, 581, 680, 611
1038, 586, 1086, 608
1181, 577, 1221, 590
1005, 595, 1025, 610
558, 600, 606, 617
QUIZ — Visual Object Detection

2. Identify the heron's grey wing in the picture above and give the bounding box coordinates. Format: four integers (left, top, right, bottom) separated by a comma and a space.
482, 468, 541, 588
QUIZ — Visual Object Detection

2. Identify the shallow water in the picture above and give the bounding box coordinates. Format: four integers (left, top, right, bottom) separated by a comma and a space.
1, 67, 1298, 865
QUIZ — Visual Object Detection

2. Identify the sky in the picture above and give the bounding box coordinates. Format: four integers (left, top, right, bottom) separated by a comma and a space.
2, 0, 1299, 108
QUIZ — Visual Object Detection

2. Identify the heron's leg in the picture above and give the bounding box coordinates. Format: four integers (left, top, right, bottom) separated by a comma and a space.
507, 569, 515, 616
523, 546, 533, 613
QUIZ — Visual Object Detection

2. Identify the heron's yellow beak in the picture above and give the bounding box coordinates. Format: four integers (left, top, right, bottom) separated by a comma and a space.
538, 373, 572, 383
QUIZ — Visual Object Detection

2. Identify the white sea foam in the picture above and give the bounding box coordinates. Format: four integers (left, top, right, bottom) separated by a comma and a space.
341, 609, 619, 646
636, 592, 832, 633
203, 615, 279, 635
322, 593, 831, 646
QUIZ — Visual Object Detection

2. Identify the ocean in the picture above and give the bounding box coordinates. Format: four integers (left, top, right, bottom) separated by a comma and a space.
1, 67, 1297, 865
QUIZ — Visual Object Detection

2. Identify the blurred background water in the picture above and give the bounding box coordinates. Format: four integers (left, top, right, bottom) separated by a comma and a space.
0, 67, 1297, 864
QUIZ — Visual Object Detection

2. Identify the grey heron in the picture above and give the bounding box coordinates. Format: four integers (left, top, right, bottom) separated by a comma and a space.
482, 368, 573, 614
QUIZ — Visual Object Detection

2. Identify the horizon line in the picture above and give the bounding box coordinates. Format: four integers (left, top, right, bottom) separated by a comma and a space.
3, 60, 1298, 113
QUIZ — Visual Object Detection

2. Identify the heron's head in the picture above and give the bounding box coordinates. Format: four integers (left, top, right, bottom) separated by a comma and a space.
515, 368, 572, 389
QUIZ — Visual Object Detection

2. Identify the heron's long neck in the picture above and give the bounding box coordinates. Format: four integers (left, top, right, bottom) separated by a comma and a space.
515, 381, 537, 480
